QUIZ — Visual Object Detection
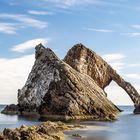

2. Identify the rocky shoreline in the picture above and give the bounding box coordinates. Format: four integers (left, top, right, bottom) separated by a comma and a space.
0, 121, 83, 140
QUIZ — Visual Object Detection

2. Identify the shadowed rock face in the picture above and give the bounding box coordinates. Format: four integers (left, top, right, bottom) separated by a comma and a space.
1, 104, 18, 115
64, 43, 140, 114
18, 44, 119, 120
18, 44, 61, 112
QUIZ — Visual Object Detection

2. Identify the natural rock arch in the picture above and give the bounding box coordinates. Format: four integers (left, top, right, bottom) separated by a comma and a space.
64, 43, 140, 114
105, 81, 133, 105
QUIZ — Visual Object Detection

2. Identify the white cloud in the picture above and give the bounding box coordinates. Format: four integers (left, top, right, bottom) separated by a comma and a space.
128, 64, 140, 67
124, 74, 140, 79
84, 27, 114, 33
0, 23, 17, 34
110, 62, 125, 72
45, 0, 88, 7
58, 0, 82, 6
43, 0, 78, 8
44, 0, 114, 8
9, 2, 18, 6
12, 38, 49, 53
131, 24, 140, 29
0, 54, 35, 104
102, 53, 125, 62
124, 32, 140, 37
102, 53, 125, 73
28, 10, 53, 15
0, 13, 47, 29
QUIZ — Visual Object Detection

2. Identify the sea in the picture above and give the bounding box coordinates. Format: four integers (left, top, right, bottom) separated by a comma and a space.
0, 105, 139, 140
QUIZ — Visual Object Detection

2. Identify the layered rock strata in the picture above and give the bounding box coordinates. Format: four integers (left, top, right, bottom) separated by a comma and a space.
64, 43, 140, 113
3, 43, 139, 119
18, 44, 119, 120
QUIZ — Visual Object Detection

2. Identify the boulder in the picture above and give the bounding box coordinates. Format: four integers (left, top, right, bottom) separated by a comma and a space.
2, 121, 77, 140
1, 104, 18, 115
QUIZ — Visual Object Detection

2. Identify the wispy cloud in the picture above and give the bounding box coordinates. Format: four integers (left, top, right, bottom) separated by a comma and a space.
102, 53, 125, 72
102, 53, 125, 62
0, 23, 17, 34
44, 0, 90, 7
131, 24, 140, 29
128, 64, 140, 67
44, 0, 114, 8
124, 74, 140, 79
0, 13, 47, 29
110, 62, 125, 72
123, 32, 140, 37
28, 10, 53, 15
9, 2, 18, 6
11, 38, 50, 53
84, 27, 114, 33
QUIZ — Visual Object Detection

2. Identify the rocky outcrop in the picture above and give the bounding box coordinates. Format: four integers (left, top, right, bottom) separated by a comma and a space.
1, 104, 19, 115
18, 44, 60, 113
0, 121, 79, 140
17, 44, 119, 120
64, 43, 140, 113
3, 43, 140, 118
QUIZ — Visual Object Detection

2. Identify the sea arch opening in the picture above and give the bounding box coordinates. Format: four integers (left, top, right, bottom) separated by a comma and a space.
105, 81, 133, 111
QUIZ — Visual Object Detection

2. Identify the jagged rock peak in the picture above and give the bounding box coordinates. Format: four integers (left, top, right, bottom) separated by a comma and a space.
67, 43, 97, 55
18, 45, 61, 111
75, 43, 91, 49
64, 43, 109, 89
35, 43, 58, 61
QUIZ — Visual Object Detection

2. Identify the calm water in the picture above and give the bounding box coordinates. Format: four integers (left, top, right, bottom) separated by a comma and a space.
0, 105, 41, 130
0, 105, 139, 140
64, 106, 140, 140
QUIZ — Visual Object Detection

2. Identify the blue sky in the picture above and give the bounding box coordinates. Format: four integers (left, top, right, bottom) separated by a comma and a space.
0, 0, 140, 105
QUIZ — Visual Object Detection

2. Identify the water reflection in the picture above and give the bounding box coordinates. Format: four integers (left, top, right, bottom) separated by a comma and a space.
67, 136, 108, 140
0, 113, 18, 124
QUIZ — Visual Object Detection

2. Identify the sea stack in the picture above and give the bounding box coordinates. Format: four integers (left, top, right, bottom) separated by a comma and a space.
17, 44, 119, 120
3, 43, 140, 120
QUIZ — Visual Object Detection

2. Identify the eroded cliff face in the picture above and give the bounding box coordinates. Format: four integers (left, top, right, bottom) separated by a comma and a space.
18, 44, 61, 112
64, 43, 140, 113
18, 44, 119, 120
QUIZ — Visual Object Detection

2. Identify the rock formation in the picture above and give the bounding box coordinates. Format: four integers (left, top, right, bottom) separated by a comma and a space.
64, 43, 140, 113
18, 45, 61, 113
3, 43, 139, 119
1, 104, 18, 115
17, 44, 119, 121
0, 121, 79, 140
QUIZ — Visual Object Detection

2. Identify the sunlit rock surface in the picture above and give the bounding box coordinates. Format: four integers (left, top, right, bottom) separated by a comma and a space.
64, 43, 140, 114
0, 121, 78, 140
